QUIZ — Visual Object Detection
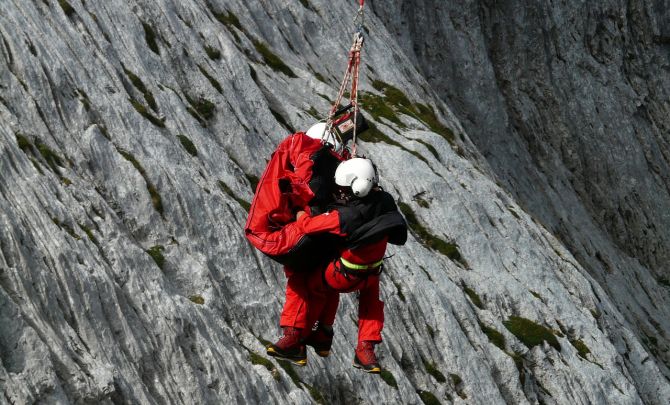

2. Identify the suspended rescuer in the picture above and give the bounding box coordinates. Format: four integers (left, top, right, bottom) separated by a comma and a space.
266, 157, 408, 373
244, 107, 370, 358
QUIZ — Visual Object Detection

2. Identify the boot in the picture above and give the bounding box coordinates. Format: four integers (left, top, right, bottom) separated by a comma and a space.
266, 327, 307, 366
353, 341, 381, 373
303, 324, 334, 357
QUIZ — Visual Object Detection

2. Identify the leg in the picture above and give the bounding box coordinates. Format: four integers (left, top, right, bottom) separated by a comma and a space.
357, 275, 384, 343
303, 267, 338, 356
268, 267, 308, 365
312, 261, 343, 327
305, 267, 330, 332
319, 290, 340, 326
279, 267, 309, 329
353, 275, 383, 374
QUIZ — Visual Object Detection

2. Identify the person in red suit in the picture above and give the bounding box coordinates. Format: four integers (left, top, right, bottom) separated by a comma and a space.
266, 158, 407, 373
244, 123, 346, 355
245, 109, 369, 362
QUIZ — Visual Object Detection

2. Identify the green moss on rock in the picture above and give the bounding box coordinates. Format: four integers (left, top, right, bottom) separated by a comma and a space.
59, 0, 76, 17
129, 98, 165, 127
248, 350, 279, 380
398, 202, 466, 266
417, 390, 442, 405
423, 360, 446, 383
211, 8, 242, 42
16, 133, 33, 153
185, 94, 216, 124
52, 218, 81, 240
463, 285, 484, 309
253, 40, 296, 78
570, 339, 591, 359
305, 106, 320, 120
480, 323, 506, 351
362, 80, 456, 144
371, 80, 412, 108
76, 89, 91, 111
503, 316, 561, 352
118, 149, 164, 215
359, 123, 429, 165
450, 373, 467, 399
211, 7, 242, 31
413, 103, 455, 143
142, 21, 160, 55
79, 224, 97, 244
147, 184, 164, 215
298, 0, 315, 11
427, 324, 435, 339
146, 245, 165, 269
35, 139, 65, 173
416, 139, 440, 160
246, 174, 260, 191
304, 383, 325, 404
177, 135, 198, 157
123, 68, 158, 112
276, 359, 301, 386
189, 295, 205, 305
204, 45, 221, 60
359, 91, 404, 127
379, 370, 398, 389
359, 122, 402, 146
197, 65, 223, 93
412, 192, 431, 208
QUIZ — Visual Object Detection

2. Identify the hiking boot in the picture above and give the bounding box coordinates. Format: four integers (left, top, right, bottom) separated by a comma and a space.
353, 341, 381, 373
266, 327, 307, 366
304, 325, 334, 357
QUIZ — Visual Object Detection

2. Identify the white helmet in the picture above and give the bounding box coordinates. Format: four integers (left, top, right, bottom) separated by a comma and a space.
335, 158, 377, 197
306, 122, 341, 151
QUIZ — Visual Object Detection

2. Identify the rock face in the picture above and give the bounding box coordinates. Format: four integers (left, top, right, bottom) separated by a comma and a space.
0, 0, 668, 404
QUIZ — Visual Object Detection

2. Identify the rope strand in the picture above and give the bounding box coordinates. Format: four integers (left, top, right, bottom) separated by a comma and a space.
327, 0, 365, 157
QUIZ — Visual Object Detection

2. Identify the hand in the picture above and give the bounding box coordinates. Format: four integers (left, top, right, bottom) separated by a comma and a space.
296, 211, 306, 219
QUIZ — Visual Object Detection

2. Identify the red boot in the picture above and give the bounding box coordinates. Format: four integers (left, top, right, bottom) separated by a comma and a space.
353, 341, 381, 373
266, 327, 307, 366
303, 324, 334, 357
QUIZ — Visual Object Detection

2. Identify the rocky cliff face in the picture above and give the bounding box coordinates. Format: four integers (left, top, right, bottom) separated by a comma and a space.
1, 1, 668, 404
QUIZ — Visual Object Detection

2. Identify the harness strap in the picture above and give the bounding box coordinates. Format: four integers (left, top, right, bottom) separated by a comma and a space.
340, 257, 383, 271
330, 256, 383, 286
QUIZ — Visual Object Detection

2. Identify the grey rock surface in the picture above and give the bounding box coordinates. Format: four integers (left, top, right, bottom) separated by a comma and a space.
0, 0, 668, 404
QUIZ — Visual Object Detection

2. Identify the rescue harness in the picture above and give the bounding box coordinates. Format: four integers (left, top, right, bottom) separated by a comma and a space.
325, 0, 366, 157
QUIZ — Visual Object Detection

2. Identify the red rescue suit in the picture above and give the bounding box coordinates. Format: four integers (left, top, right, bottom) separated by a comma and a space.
244, 132, 346, 270
280, 189, 407, 340
243, 132, 347, 330
278, 211, 346, 330
244, 133, 324, 257
307, 236, 388, 343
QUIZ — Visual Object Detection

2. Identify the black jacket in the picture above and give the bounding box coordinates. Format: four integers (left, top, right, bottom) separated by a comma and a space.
332, 189, 408, 249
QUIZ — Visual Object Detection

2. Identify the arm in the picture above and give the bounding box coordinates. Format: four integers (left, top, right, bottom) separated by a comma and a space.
281, 152, 316, 207
297, 210, 346, 236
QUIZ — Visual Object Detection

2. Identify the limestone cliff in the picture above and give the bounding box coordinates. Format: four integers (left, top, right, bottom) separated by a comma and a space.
1, 1, 668, 404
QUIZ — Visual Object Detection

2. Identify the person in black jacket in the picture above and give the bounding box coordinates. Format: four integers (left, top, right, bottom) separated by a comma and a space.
267, 158, 407, 373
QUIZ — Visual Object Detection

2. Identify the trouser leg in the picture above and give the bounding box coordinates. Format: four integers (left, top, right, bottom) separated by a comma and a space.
279, 267, 309, 329
322, 263, 382, 342
357, 275, 384, 343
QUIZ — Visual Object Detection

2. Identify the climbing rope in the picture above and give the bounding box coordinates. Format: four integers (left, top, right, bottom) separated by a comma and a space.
326, 0, 365, 157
